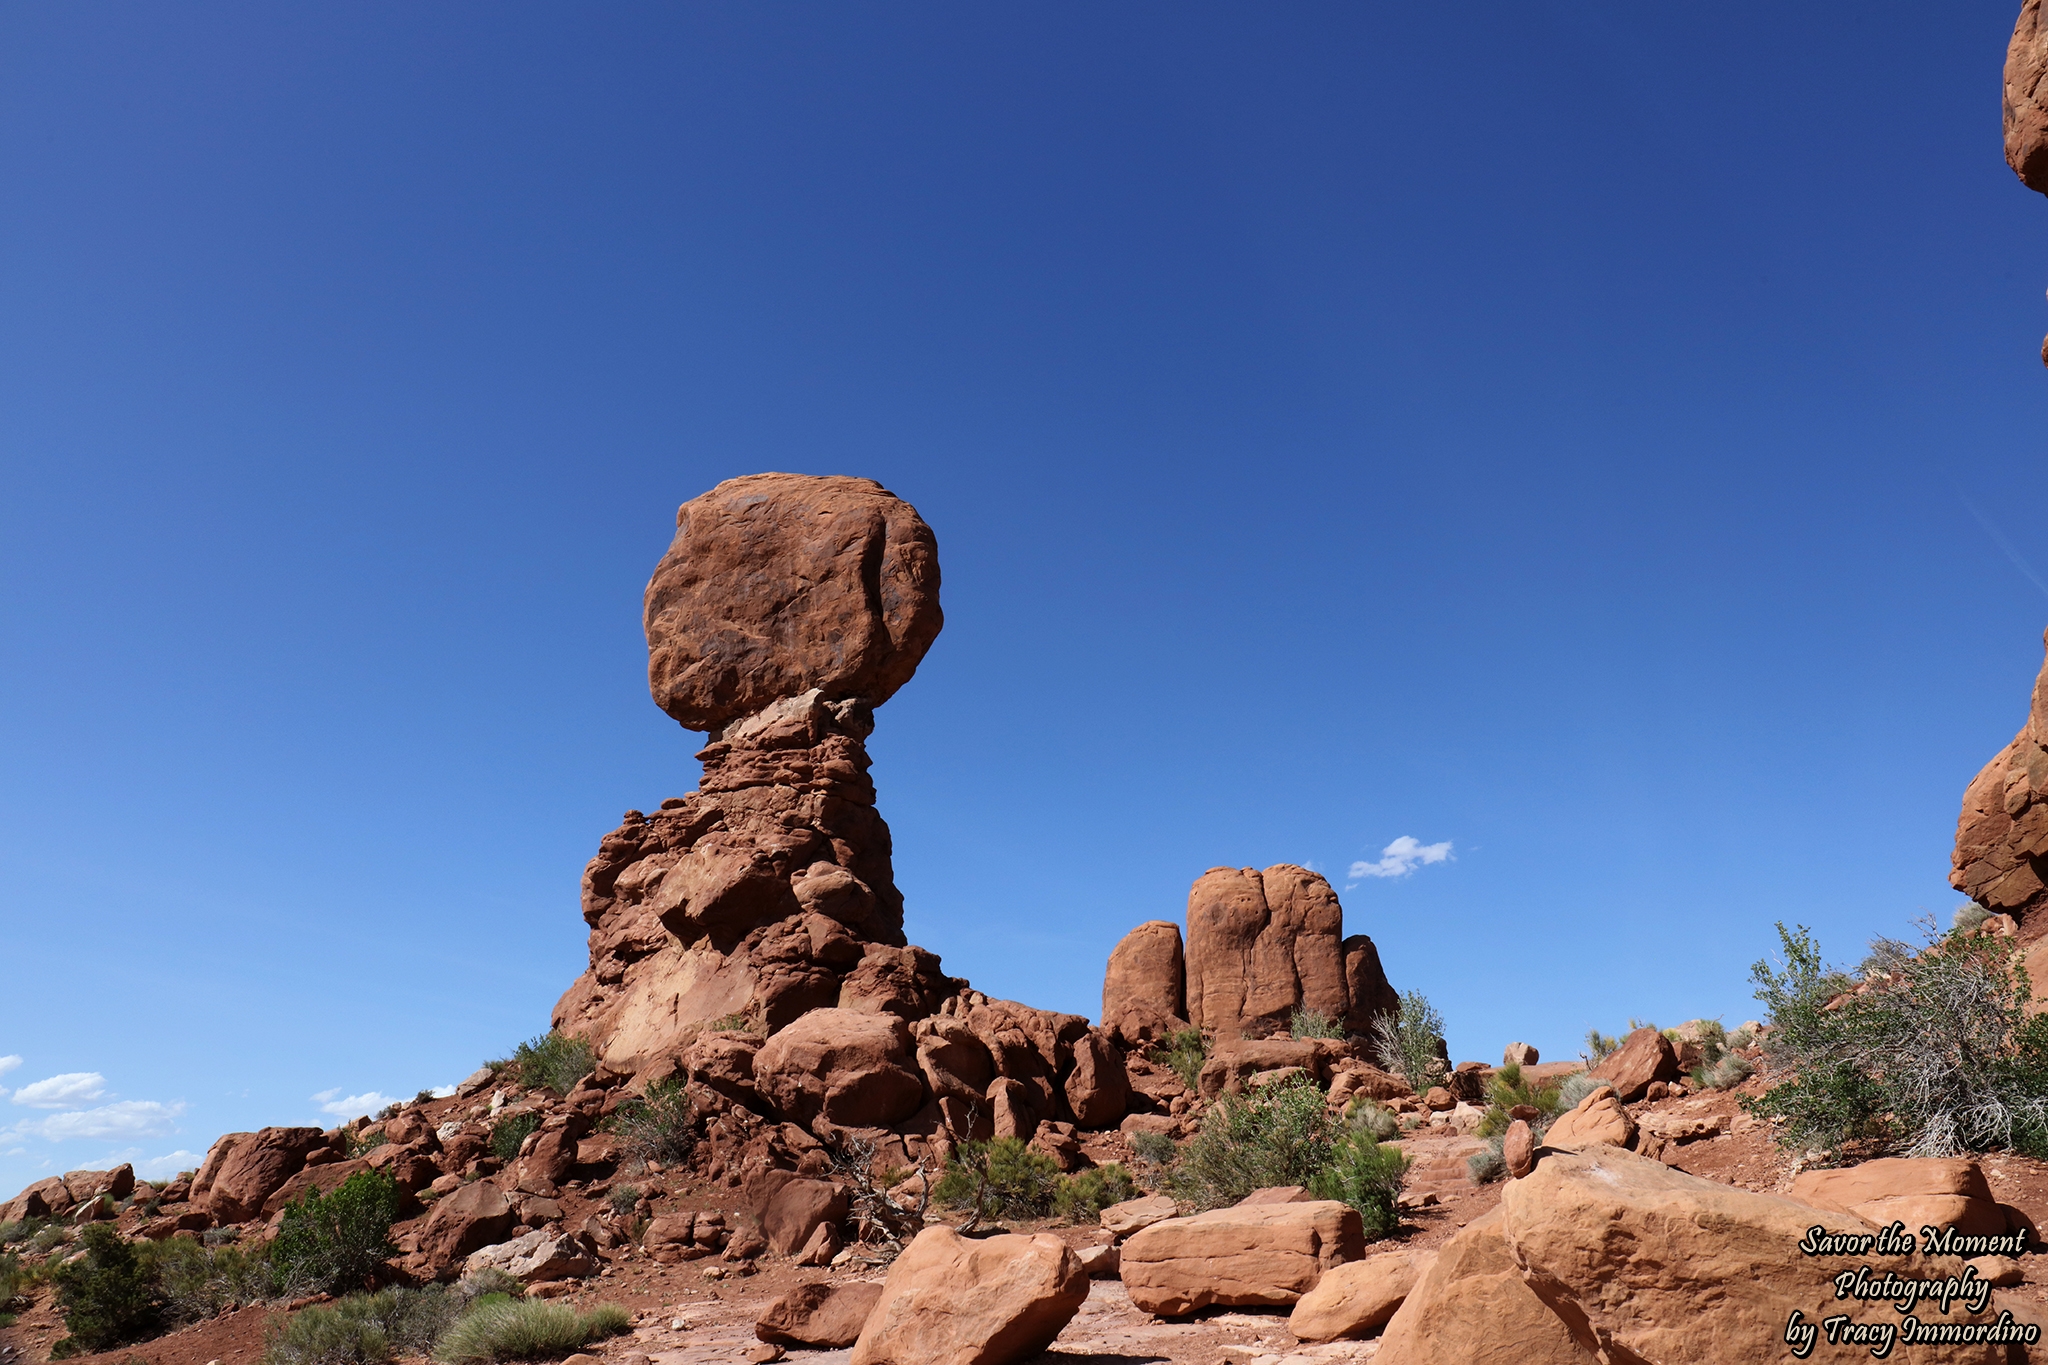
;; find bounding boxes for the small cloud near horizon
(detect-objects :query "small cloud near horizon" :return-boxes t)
[1347,836,1453,886]
[313,1088,399,1120]
[135,1149,203,1179]
[11,1072,109,1109]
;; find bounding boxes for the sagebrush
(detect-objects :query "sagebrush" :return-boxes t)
[1170,1076,1335,1210]
[1370,991,1447,1096]
[506,1032,595,1096]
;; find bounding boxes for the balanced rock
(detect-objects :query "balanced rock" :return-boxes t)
[645,473,941,731]
[1184,865,1397,1041]
[757,1281,886,1349]
[2010,0,2048,195]
[1502,1119,1536,1178]
[1101,920,1187,1047]
[550,477,978,1083]
[1119,1200,1365,1315]
[851,1226,1087,1365]
[1502,1042,1537,1067]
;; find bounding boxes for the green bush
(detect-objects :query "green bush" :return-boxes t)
[1147,1027,1208,1091]
[605,1184,641,1214]
[1370,991,1447,1096]
[1473,1061,1565,1139]
[1170,1076,1335,1211]
[1746,919,2048,1160]
[50,1223,165,1355]
[271,1169,403,1299]
[1582,1029,1621,1065]
[435,1298,631,1363]
[148,1237,278,1321]
[508,1033,595,1096]
[0,1217,47,1247]
[609,1077,697,1166]
[932,1138,1062,1222]
[488,1112,542,1161]
[1050,1165,1139,1222]
[1289,1007,1344,1041]
[454,1269,524,1303]
[264,1288,462,1365]
[1311,1131,1410,1239]
[1342,1098,1401,1143]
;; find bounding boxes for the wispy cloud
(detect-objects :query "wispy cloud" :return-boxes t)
[1961,495,2048,601]
[0,1056,22,1083]
[313,1089,398,1120]
[1348,836,1453,884]
[9,1100,186,1141]
[12,1073,109,1109]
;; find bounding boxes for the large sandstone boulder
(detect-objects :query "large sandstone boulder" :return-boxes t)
[1119,1200,1365,1315]
[851,1226,1087,1365]
[1287,1248,1435,1342]
[1196,1038,1327,1099]
[750,1170,852,1256]
[62,1166,135,1207]
[1101,920,1187,1047]
[463,1230,598,1283]
[1377,1147,2005,1365]
[1062,1028,1129,1128]
[2010,0,2048,195]
[202,1127,329,1224]
[1789,1157,2007,1239]
[757,1281,886,1349]
[1952,628,2048,924]
[1374,1209,1600,1364]
[1541,1084,1635,1151]
[414,1180,516,1280]
[753,1008,925,1128]
[644,474,942,732]
[1587,1026,1677,1102]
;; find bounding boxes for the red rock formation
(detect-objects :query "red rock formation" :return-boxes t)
[1181,864,1396,1041]
[645,473,942,731]
[1101,920,1187,1046]
[2010,0,2048,195]
[1952,629,2048,928]
[554,475,956,1080]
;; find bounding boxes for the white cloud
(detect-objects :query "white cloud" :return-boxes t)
[0,1055,22,1081]
[12,1072,109,1109]
[1348,836,1454,883]
[10,1100,186,1141]
[429,1084,457,1099]
[135,1150,203,1180]
[314,1090,398,1121]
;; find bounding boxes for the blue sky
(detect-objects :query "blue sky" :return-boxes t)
[6,2,2048,1193]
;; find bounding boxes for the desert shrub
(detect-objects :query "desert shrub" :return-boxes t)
[435,1298,631,1363]
[932,1138,1061,1224]
[50,1223,165,1355]
[0,1250,30,1310]
[1312,1131,1410,1238]
[488,1112,542,1161]
[1171,1076,1334,1211]
[454,1269,524,1303]
[1697,1053,1755,1089]
[148,1237,278,1321]
[1051,1165,1139,1222]
[33,1223,72,1254]
[1582,1029,1621,1065]
[508,1033,595,1096]
[1747,919,2048,1160]
[1148,1027,1208,1091]
[1128,1130,1178,1167]
[264,1287,461,1365]
[1954,903,1993,935]
[271,1169,403,1299]
[1727,1022,1759,1051]
[1370,992,1447,1096]
[1342,1098,1401,1143]
[1555,1071,1604,1112]
[0,1217,47,1247]
[1468,1137,1507,1184]
[609,1077,697,1166]
[1474,1062,1564,1140]
[1289,1007,1344,1041]
[706,1012,758,1034]
[605,1184,641,1214]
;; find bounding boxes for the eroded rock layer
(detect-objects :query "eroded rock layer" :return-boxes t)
[1952,629,2048,929]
